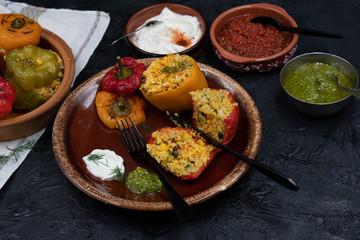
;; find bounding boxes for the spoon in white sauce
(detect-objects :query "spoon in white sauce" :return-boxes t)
[109,20,162,46]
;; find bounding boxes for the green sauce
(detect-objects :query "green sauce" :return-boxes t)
[125,167,162,194]
[283,62,354,103]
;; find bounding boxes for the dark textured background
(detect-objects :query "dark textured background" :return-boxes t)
[1,0,360,239]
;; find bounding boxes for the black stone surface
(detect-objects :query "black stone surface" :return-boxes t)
[1,0,360,239]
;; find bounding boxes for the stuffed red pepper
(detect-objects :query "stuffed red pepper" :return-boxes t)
[0,76,16,119]
[146,127,217,180]
[190,88,239,146]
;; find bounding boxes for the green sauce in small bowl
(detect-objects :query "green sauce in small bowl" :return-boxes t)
[283,62,354,103]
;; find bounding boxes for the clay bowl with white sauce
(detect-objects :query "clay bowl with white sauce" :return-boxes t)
[124,3,206,59]
[0,29,75,141]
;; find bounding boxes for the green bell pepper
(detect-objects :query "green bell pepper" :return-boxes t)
[4,45,61,110]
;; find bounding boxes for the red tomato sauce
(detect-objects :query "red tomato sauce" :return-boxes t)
[217,15,293,58]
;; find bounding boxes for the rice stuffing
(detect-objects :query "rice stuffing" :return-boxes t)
[146,128,215,177]
[190,88,238,141]
[140,54,193,96]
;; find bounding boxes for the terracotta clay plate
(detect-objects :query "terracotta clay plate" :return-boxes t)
[52,59,262,211]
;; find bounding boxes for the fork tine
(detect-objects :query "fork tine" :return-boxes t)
[123,118,142,151]
[128,117,147,147]
[117,120,134,152]
[118,117,146,153]
[125,117,146,150]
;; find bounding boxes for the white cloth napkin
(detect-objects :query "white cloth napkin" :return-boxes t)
[0,1,110,189]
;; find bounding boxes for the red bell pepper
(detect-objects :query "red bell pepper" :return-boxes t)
[101,56,146,95]
[182,91,239,180]
[0,76,16,119]
[147,127,218,180]
[191,89,239,146]
[219,90,239,146]
[180,149,218,180]
[185,90,239,180]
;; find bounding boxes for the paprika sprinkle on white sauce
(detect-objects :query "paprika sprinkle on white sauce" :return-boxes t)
[170,28,192,48]
[131,7,202,54]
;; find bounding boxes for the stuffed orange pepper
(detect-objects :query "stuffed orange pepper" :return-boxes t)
[0,14,41,74]
[140,54,208,113]
[95,91,146,129]
[0,14,41,54]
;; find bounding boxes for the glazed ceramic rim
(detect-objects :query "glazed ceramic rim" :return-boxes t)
[53,59,262,211]
[210,3,299,64]
[125,3,206,57]
[280,52,359,106]
[0,28,75,127]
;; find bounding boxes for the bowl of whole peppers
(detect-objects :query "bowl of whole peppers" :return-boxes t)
[0,14,75,141]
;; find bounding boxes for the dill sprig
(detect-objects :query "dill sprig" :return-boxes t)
[0,139,39,163]
[112,166,125,182]
[160,57,192,75]
[87,154,109,167]
[140,121,152,132]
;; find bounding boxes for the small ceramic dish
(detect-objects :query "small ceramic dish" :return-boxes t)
[0,29,75,141]
[124,3,206,59]
[280,52,359,117]
[210,3,298,72]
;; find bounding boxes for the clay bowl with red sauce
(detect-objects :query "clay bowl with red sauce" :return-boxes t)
[0,29,75,141]
[210,3,298,72]
[123,3,206,59]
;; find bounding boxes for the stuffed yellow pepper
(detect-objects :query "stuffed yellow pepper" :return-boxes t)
[139,54,208,113]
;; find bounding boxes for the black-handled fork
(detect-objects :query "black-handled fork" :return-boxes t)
[117,117,197,224]
[166,111,300,191]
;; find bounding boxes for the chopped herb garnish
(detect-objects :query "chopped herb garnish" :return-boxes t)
[112,166,125,182]
[140,121,152,132]
[160,57,192,75]
[87,154,109,167]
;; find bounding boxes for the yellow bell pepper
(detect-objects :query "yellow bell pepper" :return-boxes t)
[140,54,208,113]
[95,91,146,129]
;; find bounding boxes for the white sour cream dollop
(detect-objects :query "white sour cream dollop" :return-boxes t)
[131,7,202,54]
[83,149,125,181]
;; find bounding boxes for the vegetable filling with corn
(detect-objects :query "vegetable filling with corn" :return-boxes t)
[190,88,239,145]
[147,127,216,180]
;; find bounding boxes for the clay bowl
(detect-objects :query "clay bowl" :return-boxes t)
[280,52,359,117]
[0,28,75,141]
[124,3,206,59]
[210,3,298,72]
